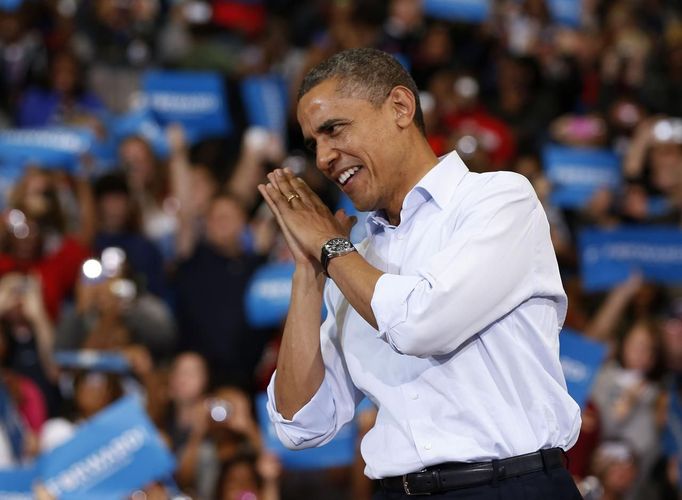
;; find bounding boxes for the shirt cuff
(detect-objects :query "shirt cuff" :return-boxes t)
[370,273,423,345]
[266,371,336,448]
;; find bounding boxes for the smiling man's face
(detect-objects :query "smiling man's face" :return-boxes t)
[297,78,411,216]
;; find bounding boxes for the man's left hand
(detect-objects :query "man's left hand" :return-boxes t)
[261,168,356,260]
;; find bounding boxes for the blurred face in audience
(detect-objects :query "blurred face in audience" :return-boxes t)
[51,52,79,95]
[189,166,218,216]
[6,217,42,262]
[169,352,208,405]
[16,169,60,223]
[389,0,422,30]
[74,372,121,418]
[221,461,260,500]
[602,458,637,496]
[622,322,658,374]
[98,192,132,233]
[0,11,24,44]
[119,137,157,192]
[593,442,638,497]
[205,196,247,255]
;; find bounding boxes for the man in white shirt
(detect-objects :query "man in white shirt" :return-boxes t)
[258,48,582,499]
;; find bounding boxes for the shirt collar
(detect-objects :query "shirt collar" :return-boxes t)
[365,150,469,234]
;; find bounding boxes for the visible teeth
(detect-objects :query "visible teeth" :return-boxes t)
[338,167,360,185]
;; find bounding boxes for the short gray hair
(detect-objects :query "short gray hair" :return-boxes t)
[298,48,425,135]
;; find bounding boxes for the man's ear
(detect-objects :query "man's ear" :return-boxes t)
[388,86,416,130]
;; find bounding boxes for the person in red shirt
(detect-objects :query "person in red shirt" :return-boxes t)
[433,71,517,170]
[0,167,94,321]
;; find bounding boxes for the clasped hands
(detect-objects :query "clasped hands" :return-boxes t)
[257,168,356,272]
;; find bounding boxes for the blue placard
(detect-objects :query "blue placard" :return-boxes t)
[53,350,131,374]
[0,127,95,172]
[0,160,26,208]
[241,75,288,138]
[648,196,672,217]
[423,0,491,23]
[559,329,608,409]
[256,393,357,469]
[0,382,25,462]
[110,109,170,159]
[0,0,22,11]
[548,0,581,27]
[39,396,175,499]
[244,262,295,328]
[580,226,682,291]
[141,71,232,143]
[392,53,411,72]
[543,145,621,209]
[0,465,37,498]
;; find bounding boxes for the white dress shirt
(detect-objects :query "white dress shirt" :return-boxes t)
[267,151,581,479]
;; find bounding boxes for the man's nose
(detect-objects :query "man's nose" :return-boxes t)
[316,142,338,172]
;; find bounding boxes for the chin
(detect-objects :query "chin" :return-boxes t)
[346,196,374,214]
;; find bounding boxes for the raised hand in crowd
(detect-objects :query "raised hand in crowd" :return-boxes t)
[207,386,262,460]
[0,273,57,382]
[0,273,25,317]
[228,127,285,211]
[586,272,644,343]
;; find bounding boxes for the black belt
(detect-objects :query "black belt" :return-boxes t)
[379,448,566,496]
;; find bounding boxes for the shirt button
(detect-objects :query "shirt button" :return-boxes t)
[410,393,419,400]
[424,442,432,450]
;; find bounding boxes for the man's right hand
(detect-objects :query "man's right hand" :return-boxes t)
[258,179,325,286]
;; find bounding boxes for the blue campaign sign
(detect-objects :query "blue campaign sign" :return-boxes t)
[0,382,26,462]
[256,393,357,470]
[0,0,22,11]
[392,53,411,72]
[559,329,608,409]
[547,0,581,27]
[0,127,95,172]
[543,145,621,209]
[241,75,288,137]
[110,109,170,159]
[141,71,232,143]
[245,262,295,328]
[423,0,491,23]
[648,196,673,217]
[580,226,682,291]
[39,396,175,499]
[54,350,131,374]
[0,465,37,499]
[0,160,26,208]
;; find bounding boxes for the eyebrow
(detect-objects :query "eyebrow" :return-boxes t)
[317,118,345,134]
[303,119,348,151]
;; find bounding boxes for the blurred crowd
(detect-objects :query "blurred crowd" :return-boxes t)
[0,0,681,499]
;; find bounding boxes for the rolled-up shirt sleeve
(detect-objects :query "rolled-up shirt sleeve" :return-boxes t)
[370,174,555,358]
[266,372,337,449]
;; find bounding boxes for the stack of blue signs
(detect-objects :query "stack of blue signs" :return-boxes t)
[0,396,175,498]
[580,226,682,291]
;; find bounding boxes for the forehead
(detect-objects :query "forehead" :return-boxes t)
[296,79,376,133]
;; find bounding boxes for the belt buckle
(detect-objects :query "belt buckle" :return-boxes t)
[402,473,431,496]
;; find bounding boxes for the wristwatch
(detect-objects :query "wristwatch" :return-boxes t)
[320,237,357,276]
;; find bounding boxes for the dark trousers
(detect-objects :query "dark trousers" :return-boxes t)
[373,466,582,499]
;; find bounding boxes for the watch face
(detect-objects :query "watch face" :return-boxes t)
[325,238,353,254]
